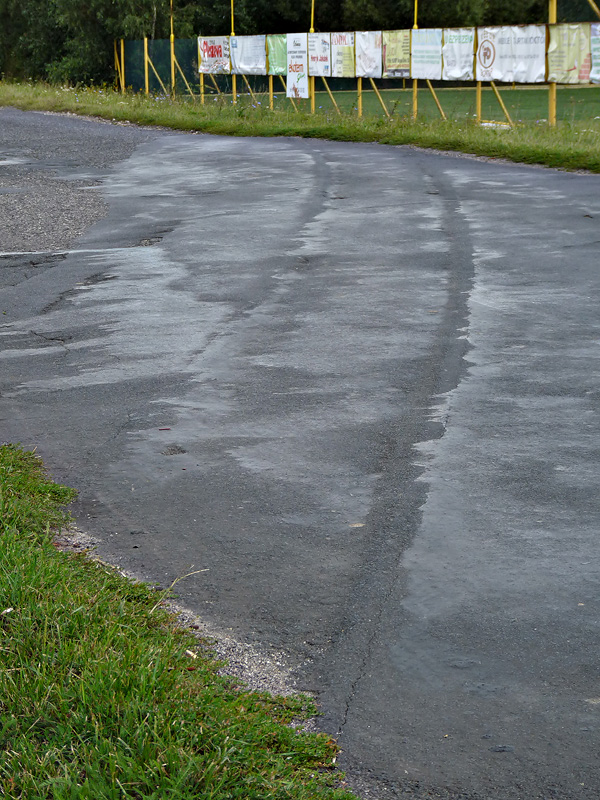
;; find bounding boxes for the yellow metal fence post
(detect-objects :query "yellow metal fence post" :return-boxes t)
[426,79,446,119]
[369,77,390,117]
[144,37,149,94]
[548,0,557,126]
[490,81,514,127]
[412,79,418,119]
[201,74,205,104]
[231,0,236,104]
[269,74,274,110]
[120,39,126,93]
[322,77,341,114]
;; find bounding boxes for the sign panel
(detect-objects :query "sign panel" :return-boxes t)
[267,34,287,75]
[308,32,331,77]
[382,30,411,78]
[198,36,230,74]
[548,24,591,83]
[331,32,355,77]
[287,33,309,98]
[476,26,546,83]
[442,28,475,80]
[411,28,443,80]
[230,35,267,75]
[355,31,383,78]
[592,23,600,83]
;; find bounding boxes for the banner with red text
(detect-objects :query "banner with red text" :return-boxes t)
[331,32,355,77]
[548,24,591,84]
[198,37,230,74]
[308,32,331,77]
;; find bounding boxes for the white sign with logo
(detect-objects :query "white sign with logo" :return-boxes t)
[476,26,546,83]
[287,33,309,98]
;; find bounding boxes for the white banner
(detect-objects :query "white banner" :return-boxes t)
[287,33,309,98]
[308,32,331,77]
[198,37,230,74]
[476,26,546,83]
[442,28,475,81]
[355,31,383,78]
[331,32,355,77]
[230,35,267,75]
[591,23,600,83]
[411,28,443,80]
[548,24,591,84]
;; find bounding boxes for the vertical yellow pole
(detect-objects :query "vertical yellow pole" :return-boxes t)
[476,81,482,123]
[198,38,204,104]
[144,37,149,95]
[548,0,557,127]
[120,39,126,93]
[309,5,315,113]
[357,76,363,116]
[269,74,274,110]
[412,79,418,119]
[411,9,418,120]
[170,0,175,96]
[231,0,236,104]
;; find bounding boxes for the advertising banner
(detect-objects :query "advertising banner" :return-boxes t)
[548,24,591,83]
[230,35,267,75]
[382,30,411,78]
[476,26,546,83]
[331,32,355,77]
[589,23,600,83]
[411,28,443,80]
[308,32,331,77]
[355,31,383,78]
[267,34,287,75]
[442,28,475,80]
[198,37,230,74]
[287,33,309,98]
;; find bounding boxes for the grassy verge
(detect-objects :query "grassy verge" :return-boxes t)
[1,80,600,172]
[0,443,356,799]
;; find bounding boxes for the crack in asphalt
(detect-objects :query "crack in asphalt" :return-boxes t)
[328,163,477,754]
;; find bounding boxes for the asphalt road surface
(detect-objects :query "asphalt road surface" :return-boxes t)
[2,108,600,800]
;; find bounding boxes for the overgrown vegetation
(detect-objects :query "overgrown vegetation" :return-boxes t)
[0,443,356,799]
[0,0,593,84]
[1,81,599,173]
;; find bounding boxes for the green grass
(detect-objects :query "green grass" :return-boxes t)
[0,443,356,799]
[1,80,599,172]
